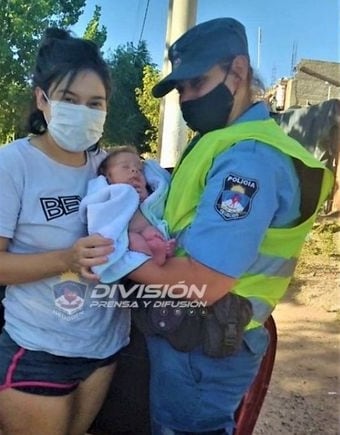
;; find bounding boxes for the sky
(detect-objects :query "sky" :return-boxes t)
[71,0,340,87]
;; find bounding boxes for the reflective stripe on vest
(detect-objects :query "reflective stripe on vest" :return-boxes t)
[247,253,298,277]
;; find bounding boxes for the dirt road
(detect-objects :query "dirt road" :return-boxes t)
[254,220,340,435]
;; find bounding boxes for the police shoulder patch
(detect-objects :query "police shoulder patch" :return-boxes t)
[215,173,258,220]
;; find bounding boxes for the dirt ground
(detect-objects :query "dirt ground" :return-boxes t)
[254,216,340,435]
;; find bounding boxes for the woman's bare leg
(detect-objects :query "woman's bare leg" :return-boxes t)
[0,387,73,435]
[0,362,115,435]
[68,362,116,435]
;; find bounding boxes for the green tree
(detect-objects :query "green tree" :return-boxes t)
[83,5,107,49]
[0,0,86,143]
[103,41,155,152]
[135,65,161,155]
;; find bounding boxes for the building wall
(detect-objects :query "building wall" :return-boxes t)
[285,59,340,108]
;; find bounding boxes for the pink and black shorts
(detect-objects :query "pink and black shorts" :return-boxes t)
[0,329,119,396]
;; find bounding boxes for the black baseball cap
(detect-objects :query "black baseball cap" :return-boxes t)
[152,17,249,98]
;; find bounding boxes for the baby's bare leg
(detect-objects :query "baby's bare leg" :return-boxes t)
[141,227,168,266]
[128,231,153,256]
[129,210,171,265]
[129,210,151,233]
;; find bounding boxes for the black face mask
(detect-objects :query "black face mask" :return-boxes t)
[180,81,234,134]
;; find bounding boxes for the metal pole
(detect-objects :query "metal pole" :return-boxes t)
[158,0,197,169]
[257,27,261,69]
[156,0,173,160]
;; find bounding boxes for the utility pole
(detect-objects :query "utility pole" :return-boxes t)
[290,41,298,76]
[158,0,197,169]
[257,27,262,69]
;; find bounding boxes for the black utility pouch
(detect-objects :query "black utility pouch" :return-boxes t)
[202,293,253,358]
[165,307,204,352]
[133,300,204,352]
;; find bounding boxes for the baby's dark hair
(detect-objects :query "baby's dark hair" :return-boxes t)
[28,27,112,135]
[97,145,140,176]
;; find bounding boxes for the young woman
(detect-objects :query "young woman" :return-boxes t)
[0,28,129,435]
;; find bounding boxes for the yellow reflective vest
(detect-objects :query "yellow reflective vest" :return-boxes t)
[164,118,334,330]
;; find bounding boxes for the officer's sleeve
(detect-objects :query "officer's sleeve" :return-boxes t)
[182,140,300,278]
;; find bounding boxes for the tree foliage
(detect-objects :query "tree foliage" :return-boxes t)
[83,5,107,49]
[135,65,161,155]
[0,3,160,153]
[103,41,156,153]
[0,0,86,143]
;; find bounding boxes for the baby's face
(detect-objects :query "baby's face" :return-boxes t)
[106,152,148,200]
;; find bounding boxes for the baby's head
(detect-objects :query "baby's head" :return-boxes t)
[98,145,148,200]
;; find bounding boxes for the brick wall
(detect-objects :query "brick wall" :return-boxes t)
[289,59,340,107]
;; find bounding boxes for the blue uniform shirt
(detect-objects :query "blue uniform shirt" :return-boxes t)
[182,102,301,278]
[147,102,300,433]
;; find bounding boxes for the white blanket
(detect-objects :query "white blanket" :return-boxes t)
[79,159,170,283]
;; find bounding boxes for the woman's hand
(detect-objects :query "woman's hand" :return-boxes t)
[0,234,113,285]
[68,233,114,282]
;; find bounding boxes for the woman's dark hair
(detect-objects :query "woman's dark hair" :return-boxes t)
[28,27,112,136]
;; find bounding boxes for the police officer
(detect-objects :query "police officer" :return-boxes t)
[128,17,332,434]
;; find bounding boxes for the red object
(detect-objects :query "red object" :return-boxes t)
[234,315,277,435]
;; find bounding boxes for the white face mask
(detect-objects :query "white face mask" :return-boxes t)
[44,94,107,152]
